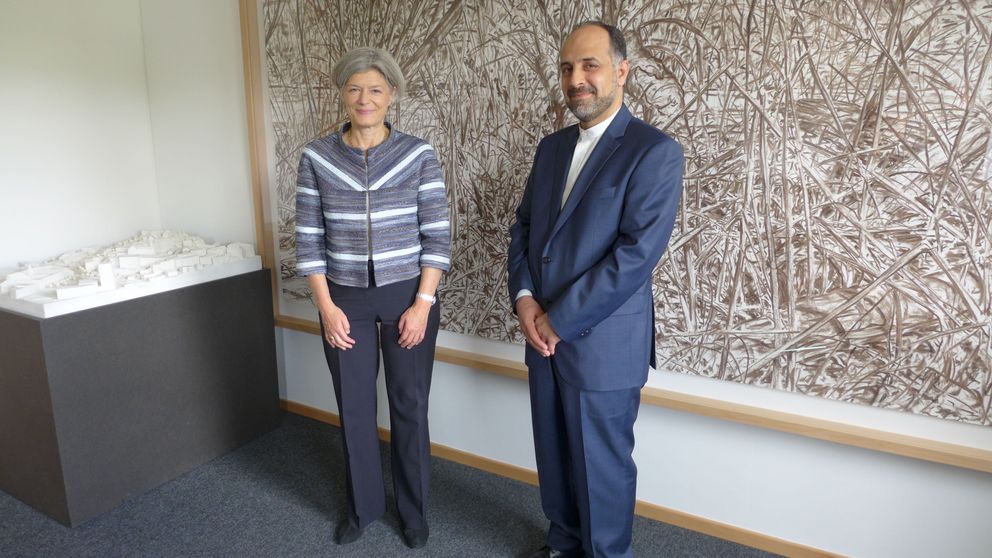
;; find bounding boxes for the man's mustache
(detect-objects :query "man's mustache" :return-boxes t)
[567,86,596,97]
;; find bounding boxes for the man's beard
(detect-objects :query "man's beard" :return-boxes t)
[566,84,617,122]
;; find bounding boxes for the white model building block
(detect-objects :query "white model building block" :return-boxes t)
[32,267,73,283]
[152,259,177,274]
[8,285,28,299]
[200,256,214,266]
[10,268,70,299]
[152,238,178,254]
[127,245,157,256]
[226,243,256,259]
[98,263,115,288]
[9,284,35,299]
[56,283,103,300]
[5,267,74,299]
[12,285,55,300]
[1,273,26,295]
[118,256,142,269]
[207,246,227,256]
[176,256,200,268]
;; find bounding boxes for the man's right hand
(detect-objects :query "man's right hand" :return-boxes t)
[516,296,551,357]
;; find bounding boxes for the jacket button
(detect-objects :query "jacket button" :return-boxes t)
[542,256,551,264]
[580,329,591,336]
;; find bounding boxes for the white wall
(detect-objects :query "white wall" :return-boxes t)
[279,326,992,558]
[633,403,992,558]
[139,0,255,244]
[0,0,162,269]
[0,0,254,272]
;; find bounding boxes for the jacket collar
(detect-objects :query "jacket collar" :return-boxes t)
[335,121,396,160]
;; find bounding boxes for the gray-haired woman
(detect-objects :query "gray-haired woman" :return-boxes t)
[294,47,451,549]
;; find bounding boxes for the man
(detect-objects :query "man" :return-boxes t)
[507,21,684,558]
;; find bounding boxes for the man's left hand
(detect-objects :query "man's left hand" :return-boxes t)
[535,314,561,355]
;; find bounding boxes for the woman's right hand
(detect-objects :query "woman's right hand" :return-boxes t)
[320,305,355,350]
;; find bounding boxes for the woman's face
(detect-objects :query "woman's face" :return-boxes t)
[342,69,395,130]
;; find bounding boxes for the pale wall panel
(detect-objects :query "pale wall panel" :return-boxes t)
[140,0,256,245]
[0,0,162,269]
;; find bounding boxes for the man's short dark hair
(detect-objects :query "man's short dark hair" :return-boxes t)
[574,20,627,63]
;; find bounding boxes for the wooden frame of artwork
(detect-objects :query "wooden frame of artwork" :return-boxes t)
[238,0,991,474]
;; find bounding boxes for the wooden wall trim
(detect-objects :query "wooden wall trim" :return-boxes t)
[239,0,278,317]
[281,400,841,558]
[641,389,992,475]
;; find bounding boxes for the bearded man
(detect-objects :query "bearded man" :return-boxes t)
[507,21,685,558]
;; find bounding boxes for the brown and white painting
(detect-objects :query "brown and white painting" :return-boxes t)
[264,0,992,425]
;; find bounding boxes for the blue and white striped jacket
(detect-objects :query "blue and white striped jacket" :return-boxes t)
[295,124,451,288]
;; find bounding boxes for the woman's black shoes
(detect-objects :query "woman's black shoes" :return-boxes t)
[336,519,428,548]
[335,521,364,545]
[402,526,429,549]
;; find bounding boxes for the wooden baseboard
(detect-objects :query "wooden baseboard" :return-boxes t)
[632,501,842,558]
[280,399,840,558]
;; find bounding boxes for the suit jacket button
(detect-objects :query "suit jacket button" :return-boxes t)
[581,329,591,336]
[542,256,551,264]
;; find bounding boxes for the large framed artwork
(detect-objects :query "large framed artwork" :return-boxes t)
[257,0,992,426]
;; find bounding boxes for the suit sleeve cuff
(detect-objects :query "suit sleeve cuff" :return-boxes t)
[546,306,581,343]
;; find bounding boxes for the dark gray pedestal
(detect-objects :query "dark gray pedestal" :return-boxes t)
[0,270,281,526]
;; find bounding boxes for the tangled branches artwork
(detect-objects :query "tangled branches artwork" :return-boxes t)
[265,0,992,425]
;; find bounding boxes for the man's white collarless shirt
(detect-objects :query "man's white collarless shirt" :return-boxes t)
[560,108,620,209]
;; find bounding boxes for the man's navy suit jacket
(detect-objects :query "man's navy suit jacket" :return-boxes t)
[508,104,684,391]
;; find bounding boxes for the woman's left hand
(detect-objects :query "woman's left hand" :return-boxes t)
[397,300,431,349]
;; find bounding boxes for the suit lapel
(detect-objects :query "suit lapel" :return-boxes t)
[548,128,578,226]
[550,105,631,240]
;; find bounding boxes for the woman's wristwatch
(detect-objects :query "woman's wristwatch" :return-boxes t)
[416,292,436,305]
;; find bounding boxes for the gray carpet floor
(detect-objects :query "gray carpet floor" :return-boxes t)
[0,413,779,557]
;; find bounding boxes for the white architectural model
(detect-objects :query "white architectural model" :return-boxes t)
[0,231,262,318]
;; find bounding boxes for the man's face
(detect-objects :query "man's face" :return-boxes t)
[559,25,628,126]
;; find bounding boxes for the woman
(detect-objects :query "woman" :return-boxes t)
[294,47,450,549]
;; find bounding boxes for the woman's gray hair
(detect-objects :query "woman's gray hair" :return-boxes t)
[332,47,406,96]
